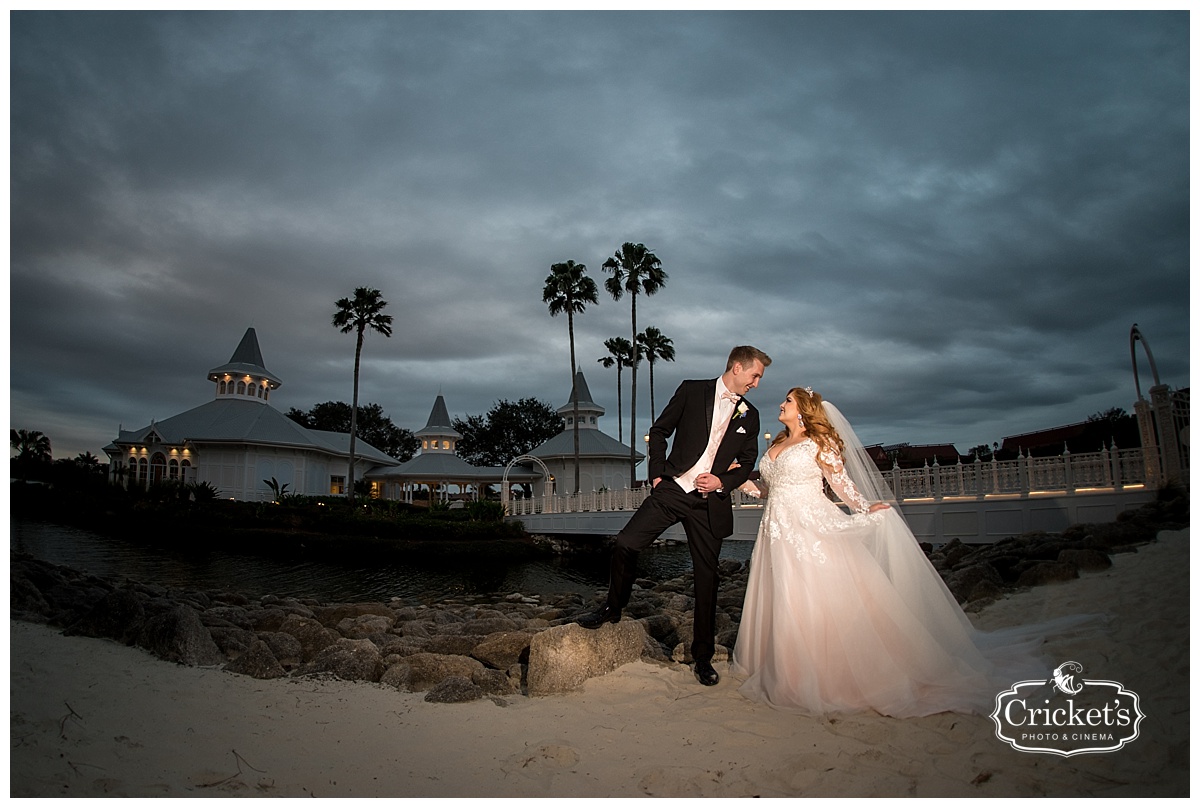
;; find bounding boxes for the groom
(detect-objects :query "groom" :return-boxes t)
[577,345,770,686]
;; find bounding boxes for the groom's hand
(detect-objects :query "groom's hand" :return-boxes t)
[695,472,722,494]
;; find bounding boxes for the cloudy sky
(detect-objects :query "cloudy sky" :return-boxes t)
[10,10,1190,463]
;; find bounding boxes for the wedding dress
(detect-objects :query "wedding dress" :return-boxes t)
[732,406,1078,718]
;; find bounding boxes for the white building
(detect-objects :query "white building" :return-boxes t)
[104,327,398,500]
[529,371,644,492]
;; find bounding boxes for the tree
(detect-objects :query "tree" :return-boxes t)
[452,398,564,467]
[603,242,666,481]
[969,444,995,462]
[332,288,393,499]
[286,401,418,461]
[597,336,635,443]
[11,428,52,481]
[543,259,599,494]
[637,326,675,423]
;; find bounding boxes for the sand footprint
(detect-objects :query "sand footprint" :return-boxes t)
[501,741,581,777]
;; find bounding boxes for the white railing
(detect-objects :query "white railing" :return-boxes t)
[505,446,1160,516]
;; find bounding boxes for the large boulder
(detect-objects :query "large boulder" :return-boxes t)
[224,640,287,679]
[135,604,226,666]
[276,614,339,662]
[298,638,385,682]
[336,614,396,639]
[63,588,147,644]
[383,652,486,693]
[470,631,533,670]
[424,676,484,704]
[526,620,649,696]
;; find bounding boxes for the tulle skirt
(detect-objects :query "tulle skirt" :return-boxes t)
[732,507,1071,717]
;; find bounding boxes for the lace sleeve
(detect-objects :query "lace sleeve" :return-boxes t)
[817,445,871,513]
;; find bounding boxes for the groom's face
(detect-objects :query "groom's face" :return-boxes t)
[728,359,766,396]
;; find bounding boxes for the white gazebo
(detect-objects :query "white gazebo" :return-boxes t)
[104,327,398,500]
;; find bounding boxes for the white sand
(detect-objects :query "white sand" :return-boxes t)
[9,529,1189,798]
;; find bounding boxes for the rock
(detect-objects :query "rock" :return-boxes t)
[257,631,303,668]
[336,614,396,639]
[672,643,730,664]
[1058,548,1113,572]
[391,653,486,692]
[380,662,413,690]
[135,604,226,666]
[471,631,533,669]
[63,588,147,644]
[471,667,515,696]
[298,638,384,682]
[424,634,485,656]
[945,562,1004,604]
[313,602,396,628]
[208,626,257,658]
[247,607,289,632]
[276,614,339,662]
[202,605,252,629]
[462,617,522,634]
[526,620,649,696]
[424,676,484,703]
[1016,561,1080,587]
[224,640,286,679]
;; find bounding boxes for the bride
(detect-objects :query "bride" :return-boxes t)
[732,386,1073,717]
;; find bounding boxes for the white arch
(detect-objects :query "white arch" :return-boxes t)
[502,455,551,513]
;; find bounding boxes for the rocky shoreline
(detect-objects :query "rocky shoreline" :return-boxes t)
[9,491,1186,705]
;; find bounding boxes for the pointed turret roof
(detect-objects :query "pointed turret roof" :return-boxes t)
[560,371,600,410]
[416,394,462,440]
[207,327,283,387]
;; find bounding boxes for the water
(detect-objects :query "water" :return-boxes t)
[10,521,754,605]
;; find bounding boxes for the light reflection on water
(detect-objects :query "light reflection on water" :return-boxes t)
[10,521,753,605]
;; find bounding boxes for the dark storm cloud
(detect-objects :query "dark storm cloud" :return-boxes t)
[10,10,1189,460]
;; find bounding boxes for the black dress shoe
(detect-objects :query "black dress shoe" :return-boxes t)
[694,660,720,686]
[576,604,621,629]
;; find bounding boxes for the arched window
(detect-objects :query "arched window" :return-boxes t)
[219,380,227,394]
[181,459,192,483]
[257,383,264,398]
[168,459,179,480]
[150,453,167,484]
[137,457,148,484]
[237,381,247,395]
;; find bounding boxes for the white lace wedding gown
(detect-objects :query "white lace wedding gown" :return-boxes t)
[732,439,1062,718]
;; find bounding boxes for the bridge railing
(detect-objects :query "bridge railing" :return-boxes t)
[505,446,1158,516]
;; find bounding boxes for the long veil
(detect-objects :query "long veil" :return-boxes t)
[821,401,898,508]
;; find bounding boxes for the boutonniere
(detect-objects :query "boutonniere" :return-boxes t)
[735,402,749,419]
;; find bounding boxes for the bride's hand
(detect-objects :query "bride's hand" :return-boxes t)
[868,503,891,513]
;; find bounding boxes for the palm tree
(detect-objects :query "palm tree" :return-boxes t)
[10,428,51,460]
[10,428,51,482]
[637,326,676,423]
[543,259,599,494]
[332,287,393,501]
[602,242,666,482]
[597,336,635,443]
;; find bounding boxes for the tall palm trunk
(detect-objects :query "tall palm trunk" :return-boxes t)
[568,311,580,494]
[629,296,638,484]
[348,328,363,500]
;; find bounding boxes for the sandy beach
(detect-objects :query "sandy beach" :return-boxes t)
[9,528,1189,798]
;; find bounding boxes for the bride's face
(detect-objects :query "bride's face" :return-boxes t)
[778,394,804,431]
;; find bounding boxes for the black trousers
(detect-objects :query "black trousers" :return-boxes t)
[605,480,724,664]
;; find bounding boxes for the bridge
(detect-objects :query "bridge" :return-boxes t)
[505,446,1162,544]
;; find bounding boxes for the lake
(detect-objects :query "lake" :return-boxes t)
[10,520,754,605]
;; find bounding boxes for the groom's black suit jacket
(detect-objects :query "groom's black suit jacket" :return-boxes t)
[647,378,761,539]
